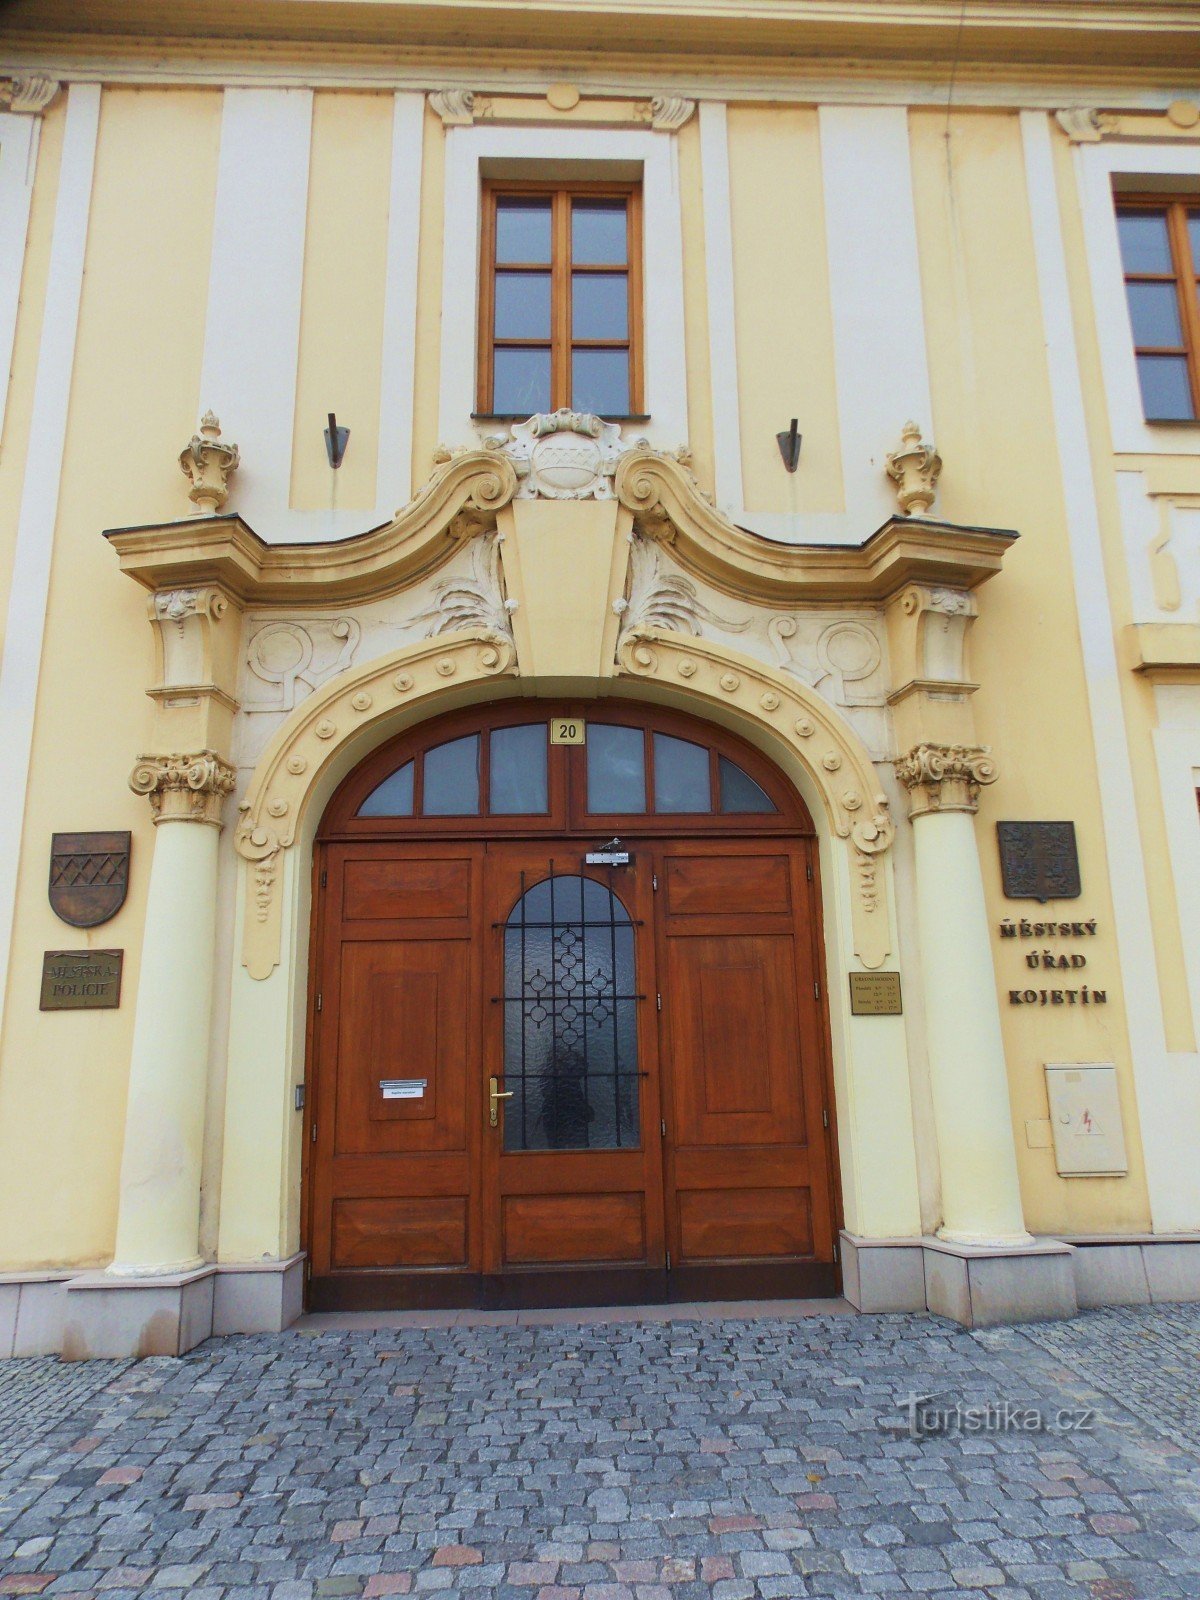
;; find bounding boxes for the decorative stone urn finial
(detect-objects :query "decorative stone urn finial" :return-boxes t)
[179,410,240,515]
[885,420,942,516]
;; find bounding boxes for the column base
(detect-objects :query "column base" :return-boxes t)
[62,1265,217,1359]
[841,1231,1078,1327]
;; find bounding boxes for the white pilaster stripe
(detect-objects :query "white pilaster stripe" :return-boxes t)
[0,84,100,1043]
[0,113,40,450]
[1020,109,1199,1231]
[375,92,425,516]
[698,101,743,517]
[198,89,312,535]
[819,106,932,534]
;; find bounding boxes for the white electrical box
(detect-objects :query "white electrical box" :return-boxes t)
[1044,1063,1127,1177]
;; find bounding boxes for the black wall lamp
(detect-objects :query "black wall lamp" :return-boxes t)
[325,411,349,469]
[776,418,802,473]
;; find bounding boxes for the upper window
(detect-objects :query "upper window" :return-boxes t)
[1116,198,1200,421]
[478,182,643,419]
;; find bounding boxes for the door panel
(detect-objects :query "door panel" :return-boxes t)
[656,840,833,1270]
[482,844,666,1277]
[309,844,483,1281]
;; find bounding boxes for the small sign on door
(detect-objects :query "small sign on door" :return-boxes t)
[550,717,586,745]
[380,1079,427,1100]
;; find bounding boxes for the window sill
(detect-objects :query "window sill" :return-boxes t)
[471,413,652,424]
[1144,417,1200,428]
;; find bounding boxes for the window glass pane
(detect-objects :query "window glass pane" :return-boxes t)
[719,756,777,814]
[1117,209,1172,275]
[573,348,629,415]
[493,347,551,415]
[1188,211,1200,272]
[653,733,711,814]
[357,760,414,817]
[495,198,551,264]
[422,734,480,815]
[495,272,551,340]
[572,274,628,340]
[587,724,645,813]
[1126,280,1184,347]
[490,724,549,815]
[572,200,627,264]
[1137,354,1195,420]
[503,874,638,1152]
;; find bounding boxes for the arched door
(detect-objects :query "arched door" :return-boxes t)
[306,703,838,1309]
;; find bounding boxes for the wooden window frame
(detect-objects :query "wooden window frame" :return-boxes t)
[477,179,644,419]
[1117,194,1200,421]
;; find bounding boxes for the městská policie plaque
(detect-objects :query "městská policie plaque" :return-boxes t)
[40,950,123,1011]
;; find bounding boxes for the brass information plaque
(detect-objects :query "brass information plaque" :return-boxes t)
[550,716,586,746]
[849,971,903,1016]
[40,950,123,1011]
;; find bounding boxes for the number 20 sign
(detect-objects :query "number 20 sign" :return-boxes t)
[550,718,586,746]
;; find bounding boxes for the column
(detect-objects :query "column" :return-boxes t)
[896,743,1031,1246]
[109,752,235,1273]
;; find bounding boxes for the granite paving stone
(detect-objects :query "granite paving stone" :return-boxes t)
[3,1307,1200,1595]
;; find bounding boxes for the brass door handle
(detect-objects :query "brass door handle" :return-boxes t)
[489,1075,514,1127]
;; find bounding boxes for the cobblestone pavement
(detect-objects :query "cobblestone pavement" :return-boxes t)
[3,1305,1200,1599]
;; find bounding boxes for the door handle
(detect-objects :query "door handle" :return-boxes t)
[489,1075,514,1128]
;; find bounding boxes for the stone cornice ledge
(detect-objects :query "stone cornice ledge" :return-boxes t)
[104,450,519,605]
[615,449,1017,604]
[1128,621,1200,678]
[106,442,1017,610]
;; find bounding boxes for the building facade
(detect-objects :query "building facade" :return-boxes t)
[2,0,1200,1357]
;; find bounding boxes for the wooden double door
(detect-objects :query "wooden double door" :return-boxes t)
[306,835,839,1309]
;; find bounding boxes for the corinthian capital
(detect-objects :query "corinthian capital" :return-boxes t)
[894,742,997,817]
[130,751,237,826]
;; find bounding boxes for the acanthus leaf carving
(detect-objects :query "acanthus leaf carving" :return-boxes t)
[413,531,515,643]
[893,742,998,817]
[616,531,748,650]
[1054,107,1119,143]
[429,88,491,125]
[129,750,237,827]
[0,75,60,114]
[636,95,696,131]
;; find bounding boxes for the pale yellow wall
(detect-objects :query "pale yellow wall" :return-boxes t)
[911,107,1151,1234]
[3,82,1194,1268]
[0,87,221,1268]
[290,90,393,513]
[0,103,65,629]
[1050,128,1197,1059]
[726,105,843,516]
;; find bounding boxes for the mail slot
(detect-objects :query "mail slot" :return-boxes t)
[380,1079,427,1100]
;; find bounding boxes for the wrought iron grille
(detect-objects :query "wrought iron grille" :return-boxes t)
[501,871,641,1151]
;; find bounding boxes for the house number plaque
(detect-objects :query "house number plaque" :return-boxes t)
[40,950,123,1011]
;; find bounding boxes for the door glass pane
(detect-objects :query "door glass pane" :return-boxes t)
[357,760,414,817]
[493,347,551,414]
[495,272,551,340]
[1137,353,1195,420]
[422,734,480,815]
[572,274,628,340]
[572,200,627,264]
[490,724,549,815]
[653,733,711,813]
[1117,209,1172,274]
[573,348,629,415]
[719,756,777,814]
[1189,210,1200,271]
[1126,280,1184,346]
[503,874,639,1151]
[587,724,645,813]
[496,198,551,263]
